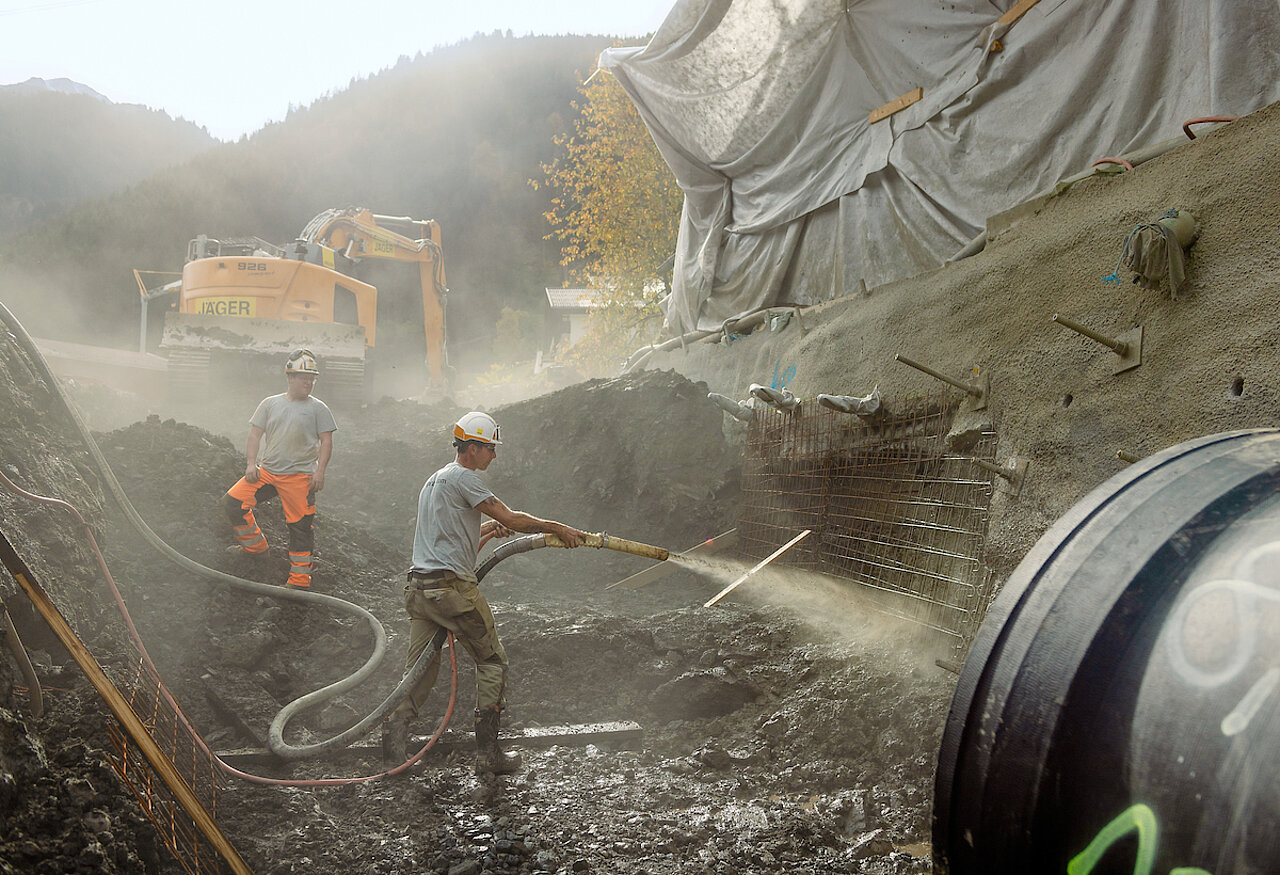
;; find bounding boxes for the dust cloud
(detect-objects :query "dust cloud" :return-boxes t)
[671,552,949,659]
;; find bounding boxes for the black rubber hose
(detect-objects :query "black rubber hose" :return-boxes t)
[475,534,549,581]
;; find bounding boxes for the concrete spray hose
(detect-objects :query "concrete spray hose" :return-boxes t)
[0,301,439,762]
[476,531,670,580]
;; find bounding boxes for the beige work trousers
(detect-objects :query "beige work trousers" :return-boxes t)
[391,572,509,720]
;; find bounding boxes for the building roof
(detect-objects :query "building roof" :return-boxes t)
[545,288,606,311]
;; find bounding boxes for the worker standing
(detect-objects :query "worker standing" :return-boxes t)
[382,411,587,774]
[223,349,337,589]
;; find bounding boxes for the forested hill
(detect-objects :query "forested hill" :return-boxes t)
[0,33,621,376]
[0,83,217,238]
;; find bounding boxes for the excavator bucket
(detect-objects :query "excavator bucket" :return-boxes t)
[160,313,368,407]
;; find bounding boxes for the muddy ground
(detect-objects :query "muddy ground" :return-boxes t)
[0,339,956,875]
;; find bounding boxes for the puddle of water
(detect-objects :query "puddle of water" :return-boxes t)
[897,841,931,858]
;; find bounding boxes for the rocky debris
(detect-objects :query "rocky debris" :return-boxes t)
[650,666,761,721]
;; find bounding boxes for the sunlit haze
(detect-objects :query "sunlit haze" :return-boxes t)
[0,0,673,141]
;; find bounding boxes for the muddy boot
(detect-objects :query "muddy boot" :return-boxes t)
[381,715,409,767]
[474,707,521,776]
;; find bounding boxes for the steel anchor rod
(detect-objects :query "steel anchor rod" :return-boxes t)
[970,458,1019,481]
[894,354,984,398]
[1052,313,1130,355]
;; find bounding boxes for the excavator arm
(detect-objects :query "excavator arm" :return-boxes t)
[300,208,449,387]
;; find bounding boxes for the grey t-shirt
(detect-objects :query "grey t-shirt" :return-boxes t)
[410,461,495,581]
[249,394,338,475]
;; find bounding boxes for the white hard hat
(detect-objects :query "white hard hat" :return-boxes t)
[453,411,501,445]
[285,349,320,375]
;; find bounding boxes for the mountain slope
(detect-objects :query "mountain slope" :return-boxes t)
[0,81,217,238]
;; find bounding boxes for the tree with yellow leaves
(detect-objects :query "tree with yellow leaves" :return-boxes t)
[534,65,682,376]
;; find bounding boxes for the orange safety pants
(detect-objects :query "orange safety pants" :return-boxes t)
[225,470,316,587]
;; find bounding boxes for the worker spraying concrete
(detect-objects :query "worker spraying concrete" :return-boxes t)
[381,411,592,775]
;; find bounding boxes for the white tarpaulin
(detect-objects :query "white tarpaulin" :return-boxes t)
[600,0,1280,334]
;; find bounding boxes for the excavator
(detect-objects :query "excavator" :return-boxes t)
[141,207,449,405]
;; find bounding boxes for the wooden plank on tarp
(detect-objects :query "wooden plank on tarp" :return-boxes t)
[869,87,923,124]
[606,529,738,591]
[997,0,1042,26]
[201,669,282,749]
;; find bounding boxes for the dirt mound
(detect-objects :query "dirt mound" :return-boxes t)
[323,370,741,583]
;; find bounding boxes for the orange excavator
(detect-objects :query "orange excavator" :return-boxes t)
[140,207,449,405]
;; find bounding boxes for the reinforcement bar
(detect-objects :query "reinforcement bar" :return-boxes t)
[0,528,252,875]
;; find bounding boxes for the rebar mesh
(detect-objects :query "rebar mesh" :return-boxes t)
[0,524,246,874]
[106,655,235,875]
[739,389,997,658]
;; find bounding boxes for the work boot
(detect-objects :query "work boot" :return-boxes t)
[381,715,409,767]
[474,707,521,776]
[224,544,267,558]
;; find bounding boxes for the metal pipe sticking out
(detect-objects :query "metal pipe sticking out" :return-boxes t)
[1052,314,1129,355]
[704,530,811,608]
[1051,314,1143,373]
[895,354,989,412]
[971,458,1018,482]
[1116,450,1142,464]
[894,355,983,398]
[970,456,1030,497]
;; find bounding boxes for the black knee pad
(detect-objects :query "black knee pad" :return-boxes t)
[287,514,315,553]
[223,493,248,526]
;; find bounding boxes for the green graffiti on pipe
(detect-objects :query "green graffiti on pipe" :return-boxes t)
[1067,804,1212,875]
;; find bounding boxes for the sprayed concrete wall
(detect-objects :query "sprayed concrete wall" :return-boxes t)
[636,100,1280,590]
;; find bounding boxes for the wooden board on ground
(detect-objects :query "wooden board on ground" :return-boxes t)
[201,669,283,749]
[213,720,644,769]
[606,529,738,591]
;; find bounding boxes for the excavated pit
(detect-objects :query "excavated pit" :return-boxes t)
[0,353,949,875]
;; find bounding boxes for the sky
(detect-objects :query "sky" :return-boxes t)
[0,0,674,141]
